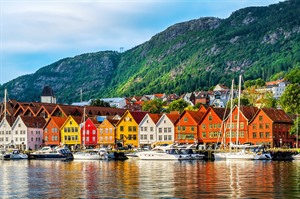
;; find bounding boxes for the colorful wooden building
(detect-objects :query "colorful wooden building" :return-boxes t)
[116,110,147,147]
[249,108,294,148]
[81,117,99,148]
[98,117,118,147]
[175,110,204,144]
[60,115,82,150]
[43,116,67,147]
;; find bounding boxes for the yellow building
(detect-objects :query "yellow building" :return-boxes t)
[60,115,82,148]
[116,110,147,148]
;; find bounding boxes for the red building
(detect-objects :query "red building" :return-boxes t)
[248,108,294,148]
[81,118,99,147]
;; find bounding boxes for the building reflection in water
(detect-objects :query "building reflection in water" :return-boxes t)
[1,159,300,198]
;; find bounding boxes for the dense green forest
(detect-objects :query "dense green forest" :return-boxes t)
[0,0,299,104]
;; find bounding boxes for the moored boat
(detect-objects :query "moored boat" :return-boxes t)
[292,153,300,160]
[29,146,73,160]
[3,149,28,160]
[73,149,103,160]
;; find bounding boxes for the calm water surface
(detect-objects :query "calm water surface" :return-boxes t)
[0,159,300,198]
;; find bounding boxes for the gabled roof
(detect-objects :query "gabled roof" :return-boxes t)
[261,108,293,123]
[44,116,67,129]
[20,116,46,128]
[130,111,148,124]
[82,106,126,117]
[185,110,204,123]
[147,113,161,124]
[239,106,259,121]
[165,113,180,124]
[51,104,81,117]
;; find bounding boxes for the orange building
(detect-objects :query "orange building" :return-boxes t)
[223,106,258,145]
[98,118,118,148]
[43,116,67,146]
[175,110,204,144]
[248,108,294,148]
[198,107,230,145]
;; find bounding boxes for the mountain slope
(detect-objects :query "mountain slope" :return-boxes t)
[1,0,300,104]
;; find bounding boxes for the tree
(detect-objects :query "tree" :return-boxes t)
[278,84,300,114]
[90,99,110,107]
[285,66,300,84]
[290,116,300,136]
[259,92,277,108]
[167,99,189,113]
[142,99,163,113]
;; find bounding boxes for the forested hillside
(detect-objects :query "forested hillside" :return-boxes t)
[0,0,299,104]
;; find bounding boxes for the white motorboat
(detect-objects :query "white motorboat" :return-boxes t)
[136,147,194,160]
[73,149,103,160]
[3,149,28,160]
[292,153,300,160]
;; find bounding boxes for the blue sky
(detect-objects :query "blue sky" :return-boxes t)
[0,0,282,84]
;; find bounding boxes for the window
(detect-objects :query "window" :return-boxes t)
[159,135,162,140]
[259,124,263,129]
[253,124,257,130]
[202,132,206,138]
[150,127,153,132]
[168,128,171,133]
[120,126,124,132]
[259,132,264,138]
[150,135,153,140]
[133,126,137,132]
[202,124,206,130]
[93,130,96,134]
[266,123,270,129]
[182,126,186,131]
[184,117,188,122]
[240,123,244,129]
[105,128,108,133]
[164,128,167,133]
[141,127,143,131]
[159,128,162,133]
[266,132,270,138]
[191,126,195,132]
[234,115,237,120]
[209,124,212,129]
[253,132,257,138]
[259,116,263,121]
[164,135,168,140]
[144,127,147,131]
[133,135,137,140]
[208,116,212,121]
[128,126,132,132]
[168,135,172,140]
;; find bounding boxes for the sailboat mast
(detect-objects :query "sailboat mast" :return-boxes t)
[237,75,242,145]
[229,79,234,148]
[3,89,7,149]
[83,106,86,149]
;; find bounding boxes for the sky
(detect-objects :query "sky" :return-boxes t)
[0,0,282,85]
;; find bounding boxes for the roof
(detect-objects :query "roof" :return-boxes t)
[166,113,180,124]
[130,111,148,124]
[261,108,293,123]
[50,116,67,128]
[185,110,204,123]
[211,107,231,120]
[148,113,161,124]
[239,106,259,121]
[41,86,55,97]
[20,116,46,128]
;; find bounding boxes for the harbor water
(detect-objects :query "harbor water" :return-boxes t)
[1,159,300,198]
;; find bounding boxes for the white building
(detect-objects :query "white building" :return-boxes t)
[0,116,13,148]
[11,116,46,150]
[155,113,180,145]
[139,113,160,147]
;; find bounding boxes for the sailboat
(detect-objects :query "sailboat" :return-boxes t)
[214,76,257,160]
[0,89,28,160]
